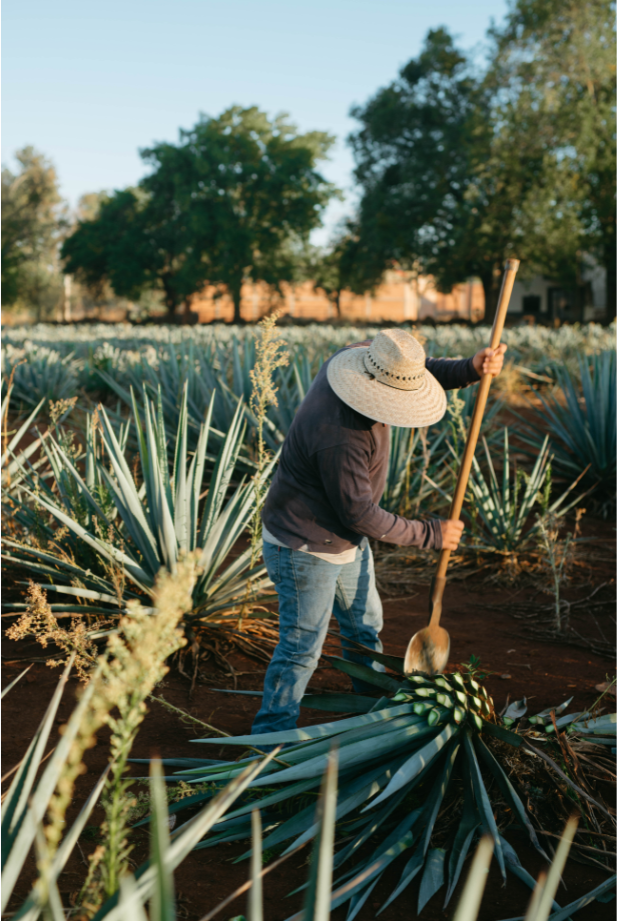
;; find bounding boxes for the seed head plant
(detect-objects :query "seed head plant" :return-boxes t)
[248,310,289,568]
[6,581,102,681]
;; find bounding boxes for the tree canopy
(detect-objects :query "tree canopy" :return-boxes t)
[62,107,337,321]
[2,147,66,317]
[347,4,616,322]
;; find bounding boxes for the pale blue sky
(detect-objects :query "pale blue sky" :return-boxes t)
[3,0,508,242]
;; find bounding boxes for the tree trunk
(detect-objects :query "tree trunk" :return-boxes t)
[334,290,342,318]
[479,267,498,326]
[231,280,243,324]
[604,245,616,325]
[162,278,179,320]
[181,297,194,324]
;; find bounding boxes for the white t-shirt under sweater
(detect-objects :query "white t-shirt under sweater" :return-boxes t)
[262,523,358,565]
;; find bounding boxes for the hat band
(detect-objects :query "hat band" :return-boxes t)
[363,351,425,392]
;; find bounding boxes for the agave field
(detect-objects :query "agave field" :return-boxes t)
[1,318,617,920]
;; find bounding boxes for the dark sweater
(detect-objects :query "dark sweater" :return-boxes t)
[262,346,479,554]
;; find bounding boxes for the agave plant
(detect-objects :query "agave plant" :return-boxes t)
[107,751,338,921]
[518,350,616,511]
[381,425,450,517]
[2,385,274,623]
[2,346,80,409]
[452,430,589,554]
[1,379,46,496]
[97,338,298,458]
[1,657,108,916]
[152,652,616,919]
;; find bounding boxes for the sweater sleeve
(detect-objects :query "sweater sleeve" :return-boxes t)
[315,442,443,549]
[425,356,480,391]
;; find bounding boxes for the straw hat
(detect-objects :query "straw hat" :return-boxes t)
[326,329,446,427]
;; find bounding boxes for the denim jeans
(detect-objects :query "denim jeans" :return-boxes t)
[251,538,385,734]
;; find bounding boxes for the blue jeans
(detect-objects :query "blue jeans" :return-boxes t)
[251,538,384,734]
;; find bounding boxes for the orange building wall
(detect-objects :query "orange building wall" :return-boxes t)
[190,271,485,324]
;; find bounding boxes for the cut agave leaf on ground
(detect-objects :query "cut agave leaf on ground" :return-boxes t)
[503,698,528,722]
[499,837,560,912]
[193,703,419,746]
[417,848,446,914]
[322,656,405,693]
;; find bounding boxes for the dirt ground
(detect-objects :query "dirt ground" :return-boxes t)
[2,522,616,921]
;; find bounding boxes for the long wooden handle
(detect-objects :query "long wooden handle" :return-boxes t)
[429,259,520,625]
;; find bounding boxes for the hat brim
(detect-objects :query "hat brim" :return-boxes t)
[326,347,447,427]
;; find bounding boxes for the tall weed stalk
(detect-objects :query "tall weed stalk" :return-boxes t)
[237,312,288,628]
[536,510,584,632]
[248,311,289,566]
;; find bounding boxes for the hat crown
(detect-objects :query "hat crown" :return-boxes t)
[364,329,427,392]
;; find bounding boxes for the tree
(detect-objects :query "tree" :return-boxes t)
[348,11,615,324]
[62,186,208,319]
[62,107,337,322]
[310,222,386,316]
[347,29,520,322]
[1,146,66,317]
[489,0,616,321]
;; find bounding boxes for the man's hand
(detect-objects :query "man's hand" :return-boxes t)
[472,343,507,378]
[440,519,464,551]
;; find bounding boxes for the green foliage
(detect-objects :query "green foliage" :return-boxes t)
[62,107,337,321]
[348,4,616,320]
[309,222,381,314]
[3,387,274,622]
[489,0,617,318]
[349,28,490,301]
[61,185,206,320]
[519,350,616,510]
[1,146,66,317]
[456,430,587,553]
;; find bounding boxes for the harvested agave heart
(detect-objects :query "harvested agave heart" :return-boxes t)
[392,670,495,732]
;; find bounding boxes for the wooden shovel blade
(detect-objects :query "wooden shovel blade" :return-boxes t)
[404,625,450,676]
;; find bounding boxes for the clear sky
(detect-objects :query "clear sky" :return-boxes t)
[2,0,508,243]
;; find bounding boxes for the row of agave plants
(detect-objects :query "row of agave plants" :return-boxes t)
[4,318,615,373]
[3,326,616,521]
[2,361,613,640]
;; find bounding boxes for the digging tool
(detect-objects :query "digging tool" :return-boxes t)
[404,259,520,675]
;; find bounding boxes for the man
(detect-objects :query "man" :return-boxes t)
[253,329,506,734]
